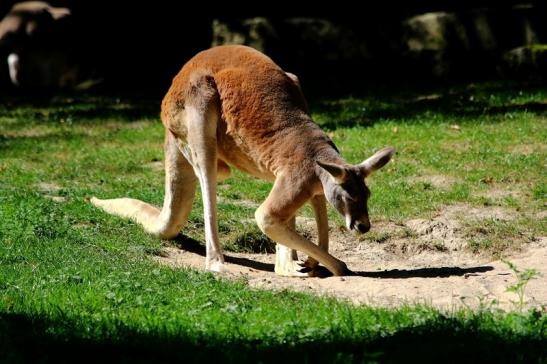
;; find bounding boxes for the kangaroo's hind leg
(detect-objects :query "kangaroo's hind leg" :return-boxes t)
[176,74,225,272]
[91,129,197,239]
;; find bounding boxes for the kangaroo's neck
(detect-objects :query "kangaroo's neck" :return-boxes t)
[310,138,348,194]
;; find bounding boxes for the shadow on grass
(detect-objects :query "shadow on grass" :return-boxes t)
[1,311,545,363]
[0,132,89,151]
[2,82,545,132]
[230,231,276,254]
[0,95,160,123]
[311,82,547,130]
[314,99,547,130]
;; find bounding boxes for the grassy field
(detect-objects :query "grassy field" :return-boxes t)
[1,81,546,362]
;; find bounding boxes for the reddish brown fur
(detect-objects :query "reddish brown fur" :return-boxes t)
[161,45,342,188]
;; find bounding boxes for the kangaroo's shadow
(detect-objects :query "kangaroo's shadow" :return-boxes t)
[167,234,495,278]
[352,266,494,279]
[170,234,275,272]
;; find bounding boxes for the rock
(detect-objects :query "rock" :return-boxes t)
[403,12,469,52]
[211,17,278,54]
[502,44,547,77]
[401,12,470,77]
[212,8,546,80]
[468,9,497,51]
[281,17,368,61]
[211,17,368,66]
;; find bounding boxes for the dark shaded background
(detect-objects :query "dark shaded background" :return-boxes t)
[0,0,545,97]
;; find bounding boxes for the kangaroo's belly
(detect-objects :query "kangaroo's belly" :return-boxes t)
[216,128,275,181]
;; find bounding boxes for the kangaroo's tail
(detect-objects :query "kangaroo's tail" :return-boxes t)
[90,197,173,237]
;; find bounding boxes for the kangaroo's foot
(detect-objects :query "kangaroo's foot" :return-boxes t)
[274,244,340,277]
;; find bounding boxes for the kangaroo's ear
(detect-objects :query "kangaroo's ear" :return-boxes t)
[317,160,348,184]
[358,147,395,177]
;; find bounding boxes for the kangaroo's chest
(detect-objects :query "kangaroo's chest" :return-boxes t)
[216,117,276,181]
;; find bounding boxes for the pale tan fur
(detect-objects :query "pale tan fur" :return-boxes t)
[91,45,394,276]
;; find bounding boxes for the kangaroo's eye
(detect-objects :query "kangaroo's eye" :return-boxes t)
[342,193,356,202]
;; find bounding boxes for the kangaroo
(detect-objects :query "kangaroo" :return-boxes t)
[91,45,394,276]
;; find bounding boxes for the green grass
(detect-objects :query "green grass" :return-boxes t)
[1,83,546,362]
[464,217,539,256]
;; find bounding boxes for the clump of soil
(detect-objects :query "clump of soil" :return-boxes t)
[407,175,456,189]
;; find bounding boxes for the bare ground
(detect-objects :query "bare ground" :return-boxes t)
[157,203,546,311]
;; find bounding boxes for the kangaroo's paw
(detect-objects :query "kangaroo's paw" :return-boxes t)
[299,256,319,270]
[206,256,225,273]
[275,259,339,278]
[275,258,311,277]
[298,257,349,277]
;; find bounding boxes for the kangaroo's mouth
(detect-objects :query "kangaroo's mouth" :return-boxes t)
[347,216,371,233]
[354,222,370,233]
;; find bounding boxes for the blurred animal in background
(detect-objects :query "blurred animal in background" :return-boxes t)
[0,1,97,90]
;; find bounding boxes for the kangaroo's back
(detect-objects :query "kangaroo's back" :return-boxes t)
[161,45,331,176]
[163,45,308,126]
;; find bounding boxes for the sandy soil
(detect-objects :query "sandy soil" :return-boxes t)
[156,204,546,311]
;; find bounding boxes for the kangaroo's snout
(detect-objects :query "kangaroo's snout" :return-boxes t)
[355,222,370,233]
[347,217,371,234]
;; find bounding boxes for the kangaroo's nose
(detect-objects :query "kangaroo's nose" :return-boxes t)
[356,222,370,233]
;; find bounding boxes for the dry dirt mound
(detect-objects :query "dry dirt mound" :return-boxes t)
[157,204,546,311]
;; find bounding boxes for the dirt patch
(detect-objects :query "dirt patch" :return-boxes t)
[44,195,67,203]
[156,204,546,311]
[145,160,164,171]
[441,141,471,153]
[510,143,547,156]
[36,182,67,202]
[218,197,259,209]
[476,184,525,201]
[479,188,520,200]
[81,120,154,136]
[444,203,515,221]
[1,126,51,138]
[37,182,62,192]
[407,175,456,189]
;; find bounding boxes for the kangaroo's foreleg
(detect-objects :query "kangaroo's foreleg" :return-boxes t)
[91,130,197,239]
[277,196,330,272]
[302,194,329,269]
[274,217,302,275]
[256,176,348,277]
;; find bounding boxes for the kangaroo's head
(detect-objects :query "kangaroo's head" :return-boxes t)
[318,147,394,234]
